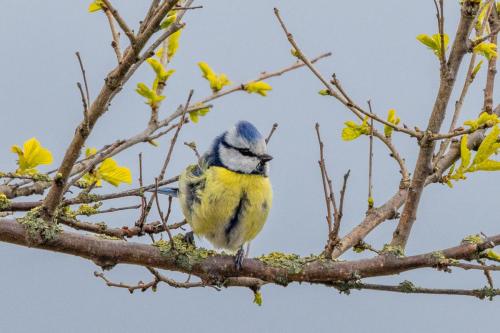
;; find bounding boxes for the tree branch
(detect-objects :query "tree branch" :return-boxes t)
[390,1,480,249]
[1,217,499,288]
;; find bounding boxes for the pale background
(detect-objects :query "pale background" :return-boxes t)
[1,1,499,332]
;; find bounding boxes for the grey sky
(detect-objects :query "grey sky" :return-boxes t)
[1,1,499,332]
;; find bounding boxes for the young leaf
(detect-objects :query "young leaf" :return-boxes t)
[473,42,498,60]
[472,126,500,166]
[384,108,400,138]
[451,134,471,180]
[471,60,483,78]
[11,137,53,174]
[135,82,165,106]
[416,33,449,57]
[197,62,231,92]
[88,0,104,13]
[341,117,371,141]
[146,58,175,82]
[167,29,182,61]
[464,112,499,131]
[160,13,177,29]
[98,158,132,187]
[244,81,272,96]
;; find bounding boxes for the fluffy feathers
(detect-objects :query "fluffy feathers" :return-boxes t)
[159,121,273,252]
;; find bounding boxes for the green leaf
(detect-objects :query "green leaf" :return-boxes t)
[160,13,177,29]
[416,34,437,49]
[473,159,500,171]
[472,126,500,166]
[473,42,498,60]
[384,108,400,138]
[471,60,483,78]
[253,291,263,306]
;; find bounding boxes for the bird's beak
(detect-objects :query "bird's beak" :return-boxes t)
[259,154,273,162]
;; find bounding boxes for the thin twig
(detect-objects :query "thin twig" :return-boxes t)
[137,90,193,229]
[154,178,175,247]
[75,52,90,105]
[315,123,335,233]
[80,204,141,216]
[101,0,136,45]
[94,271,157,293]
[146,267,206,289]
[274,7,420,139]
[338,169,350,223]
[103,5,123,62]
[265,123,279,144]
[367,101,374,210]
[172,5,203,11]
[483,7,498,114]
[183,141,201,161]
[330,281,500,299]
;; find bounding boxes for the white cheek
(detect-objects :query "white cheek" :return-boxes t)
[219,146,259,174]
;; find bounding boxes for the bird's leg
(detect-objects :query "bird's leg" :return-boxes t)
[234,246,245,270]
[183,231,195,246]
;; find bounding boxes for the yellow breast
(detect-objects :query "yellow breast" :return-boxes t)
[179,166,272,251]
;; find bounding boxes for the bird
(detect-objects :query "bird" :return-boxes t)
[157,120,273,269]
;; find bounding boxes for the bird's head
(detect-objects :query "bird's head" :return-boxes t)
[213,121,273,176]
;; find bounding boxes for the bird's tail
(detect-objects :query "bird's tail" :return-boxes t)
[151,187,179,197]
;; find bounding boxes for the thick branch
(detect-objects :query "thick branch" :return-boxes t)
[41,0,181,219]
[1,218,498,286]
[390,1,479,248]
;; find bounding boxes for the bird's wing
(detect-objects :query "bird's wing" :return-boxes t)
[180,164,207,213]
[155,187,179,197]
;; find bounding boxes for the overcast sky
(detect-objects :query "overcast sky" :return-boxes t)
[1,1,499,332]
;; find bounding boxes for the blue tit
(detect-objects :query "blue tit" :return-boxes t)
[158,120,273,269]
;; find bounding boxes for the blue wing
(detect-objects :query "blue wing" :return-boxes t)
[155,187,179,197]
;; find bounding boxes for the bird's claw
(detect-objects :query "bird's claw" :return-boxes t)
[183,231,195,246]
[234,247,245,270]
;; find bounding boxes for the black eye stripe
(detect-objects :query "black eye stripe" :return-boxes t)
[221,140,257,157]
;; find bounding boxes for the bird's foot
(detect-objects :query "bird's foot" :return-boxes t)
[183,231,195,246]
[234,247,245,270]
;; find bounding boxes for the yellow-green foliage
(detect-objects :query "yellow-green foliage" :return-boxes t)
[88,0,104,12]
[473,42,498,60]
[416,33,449,58]
[198,62,231,93]
[384,109,400,138]
[244,81,272,96]
[450,125,500,183]
[189,104,211,123]
[471,60,483,78]
[341,116,371,141]
[463,112,499,131]
[253,291,263,306]
[80,148,132,188]
[166,29,182,61]
[136,82,165,107]
[482,249,500,262]
[160,12,177,29]
[10,138,53,175]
